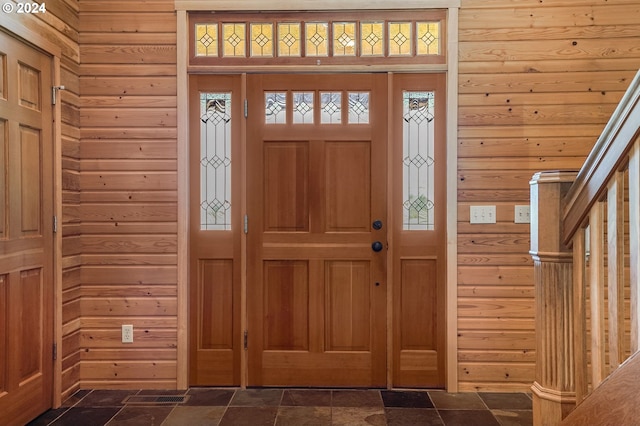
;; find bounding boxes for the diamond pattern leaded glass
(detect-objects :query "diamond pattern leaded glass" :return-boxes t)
[278,23,301,57]
[389,22,412,56]
[305,22,329,57]
[333,22,356,56]
[402,91,435,230]
[321,92,342,124]
[360,22,384,56]
[417,22,439,55]
[200,92,232,230]
[195,24,218,57]
[293,92,314,124]
[223,23,246,57]
[265,92,287,124]
[348,92,370,124]
[251,23,274,57]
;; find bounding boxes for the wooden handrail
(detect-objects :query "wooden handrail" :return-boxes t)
[563,69,640,245]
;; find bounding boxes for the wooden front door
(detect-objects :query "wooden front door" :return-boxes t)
[0,31,54,425]
[246,74,388,387]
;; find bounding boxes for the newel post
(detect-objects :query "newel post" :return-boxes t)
[530,171,578,426]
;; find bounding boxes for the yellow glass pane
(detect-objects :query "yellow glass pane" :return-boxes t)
[361,22,384,56]
[251,23,273,57]
[222,23,246,57]
[278,23,301,57]
[333,22,356,56]
[388,22,412,56]
[195,23,218,57]
[417,22,440,55]
[305,22,328,57]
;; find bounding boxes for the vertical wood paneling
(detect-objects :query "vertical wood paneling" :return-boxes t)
[78,0,177,388]
[458,0,639,391]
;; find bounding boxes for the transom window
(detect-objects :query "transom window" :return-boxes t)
[189,11,445,66]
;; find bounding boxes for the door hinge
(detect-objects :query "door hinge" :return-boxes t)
[244,99,248,118]
[53,343,57,361]
[52,85,65,105]
[244,214,248,234]
[53,215,58,233]
[243,330,248,350]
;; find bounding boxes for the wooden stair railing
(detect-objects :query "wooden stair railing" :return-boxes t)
[530,68,640,426]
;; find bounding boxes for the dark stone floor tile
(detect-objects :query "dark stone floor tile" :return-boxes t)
[219,406,278,426]
[27,408,68,426]
[275,406,331,425]
[439,409,500,426]
[381,390,434,408]
[281,389,332,406]
[61,389,92,407]
[479,393,532,410]
[162,406,226,426]
[106,406,173,425]
[429,392,487,410]
[49,407,122,426]
[332,390,383,407]
[184,388,235,406]
[230,388,283,406]
[492,409,533,426]
[385,408,444,426]
[332,407,386,426]
[76,390,139,407]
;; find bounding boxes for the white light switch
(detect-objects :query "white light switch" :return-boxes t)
[515,205,530,224]
[470,206,496,224]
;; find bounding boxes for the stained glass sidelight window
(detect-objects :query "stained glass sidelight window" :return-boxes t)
[200,93,232,230]
[402,91,435,230]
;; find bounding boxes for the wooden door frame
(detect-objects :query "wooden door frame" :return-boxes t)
[177,2,460,391]
[0,25,63,406]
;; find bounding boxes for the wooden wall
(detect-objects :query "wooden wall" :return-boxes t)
[77,0,178,389]
[457,0,640,391]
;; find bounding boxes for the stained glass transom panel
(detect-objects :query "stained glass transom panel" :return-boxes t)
[389,22,412,56]
[223,23,246,57]
[417,22,439,55]
[360,22,384,57]
[278,23,301,57]
[265,92,287,124]
[333,22,356,56]
[402,91,435,230]
[195,24,218,57]
[321,92,342,124]
[348,92,370,124]
[251,23,274,57]
[200,92,232,230]
[305,22,329,57]
[293,92,314,124]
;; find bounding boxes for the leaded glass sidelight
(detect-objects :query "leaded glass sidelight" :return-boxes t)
[321,92,342,124]
[200,93,232,230]
[403,91,435,230]
[195,24,218,57]
[348,92,370,124]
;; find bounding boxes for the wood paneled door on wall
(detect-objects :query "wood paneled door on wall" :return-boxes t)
[0,31,55,425]
[189,73,446,388]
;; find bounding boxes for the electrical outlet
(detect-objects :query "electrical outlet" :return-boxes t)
[122,324,134,343]
[515,205,530,224]
[470,205,496,224]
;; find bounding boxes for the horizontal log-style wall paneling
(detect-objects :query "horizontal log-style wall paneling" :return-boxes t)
[458,0,640,391]
[78,0,178,389]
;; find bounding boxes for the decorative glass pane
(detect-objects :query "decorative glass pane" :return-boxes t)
[251,23,274,57]
[333,22,356,56]
[360,22,384,56]
[278,23,301,57]
[265,92,286,124]
[200,93,232,230]
[223,23,246,57]
[417,22,439,55]
[195,23,218,57]
[321,92,341,124]
[348,92,369,124]
[305,22,329,57]
[402,91,435,230]
[389,22,412,56]
[293,92,314,124]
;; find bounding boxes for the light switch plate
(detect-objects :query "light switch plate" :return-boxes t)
[470,205,496,224]
[515,205,530,224]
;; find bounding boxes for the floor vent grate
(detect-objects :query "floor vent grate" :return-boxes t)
[122,395,190,405]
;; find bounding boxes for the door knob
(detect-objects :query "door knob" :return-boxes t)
[372,220,383,230]
[371,241,383,252]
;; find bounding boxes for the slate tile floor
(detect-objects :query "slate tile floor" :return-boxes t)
[28,388,532,426]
